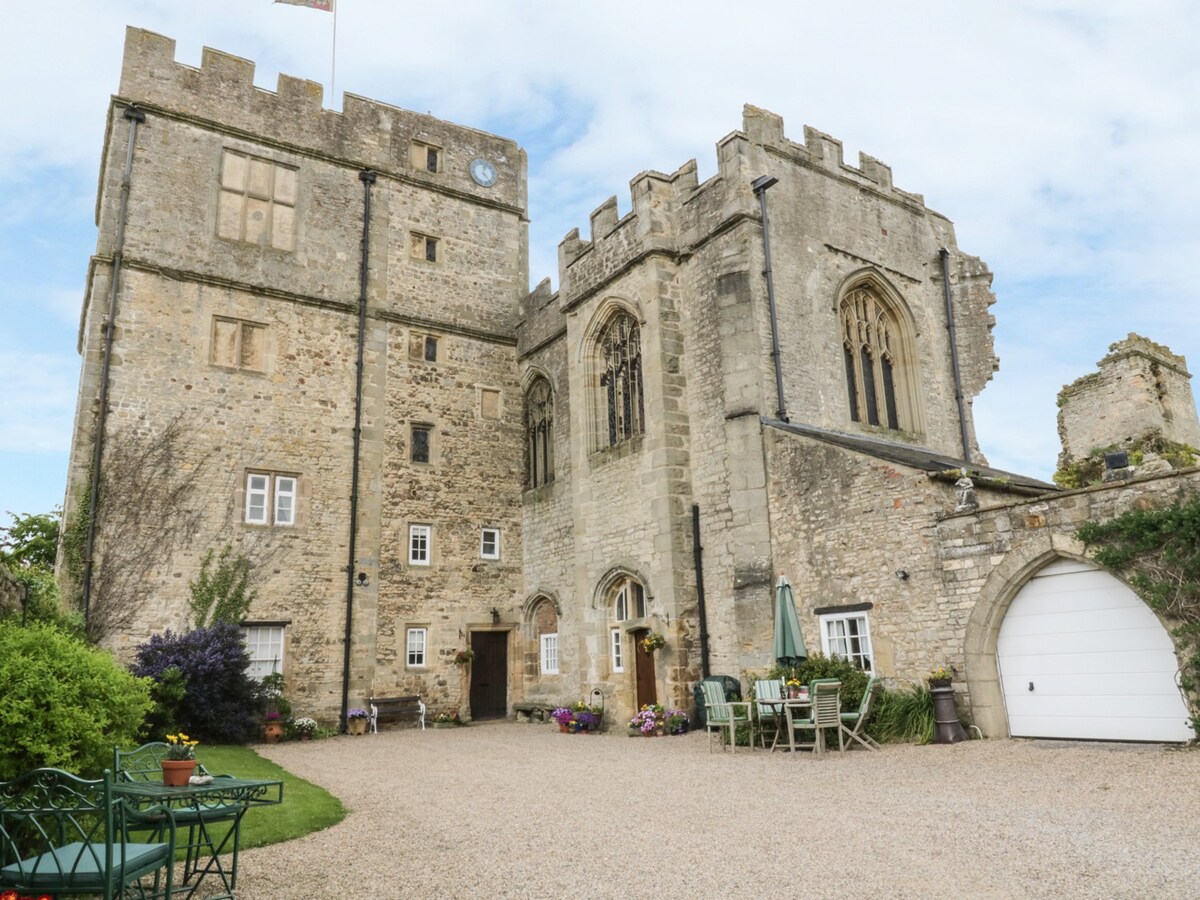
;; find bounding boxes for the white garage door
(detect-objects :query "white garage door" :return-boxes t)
[997,558,1192,742]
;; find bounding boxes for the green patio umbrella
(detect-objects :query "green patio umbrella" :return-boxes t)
[773,574,808,667]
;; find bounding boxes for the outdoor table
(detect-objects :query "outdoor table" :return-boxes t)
[758,696,812,751]
[113,775,283,900]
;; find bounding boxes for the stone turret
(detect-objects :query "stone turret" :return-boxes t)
[1057,333,1200,469]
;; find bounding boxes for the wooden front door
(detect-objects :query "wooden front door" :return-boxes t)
[632,628,657,709]
[470,631,508,719]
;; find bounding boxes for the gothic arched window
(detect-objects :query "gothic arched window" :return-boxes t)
[524,376,553,488]
[840,287,916,432]
[597,312,645,448]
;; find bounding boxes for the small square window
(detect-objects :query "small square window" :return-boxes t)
[411,142,441,174]
[480,528,500,560]
[411,426,431,464]
[409,333,439,363]
[211,317,267,372]
[540,633,559,675]
[480,388,501,420]
[244,472,298,527]
[406,627,427,666]
[409,524,431,566]
[410,232,439,263]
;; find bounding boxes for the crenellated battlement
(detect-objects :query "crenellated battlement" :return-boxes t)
[117,27,523,206]
[557,104,931,292]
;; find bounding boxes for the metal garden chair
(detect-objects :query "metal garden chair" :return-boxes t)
[0,767,175,900]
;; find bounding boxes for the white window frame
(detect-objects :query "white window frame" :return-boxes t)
[818,611,875,675]
[242,625,285,681]
[540,633,559,675]
[480,528,500,560]
[610,628,624,673]
[245,472,297,527]
[409,524,431,566]
[406,627,427,667]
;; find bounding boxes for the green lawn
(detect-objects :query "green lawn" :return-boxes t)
[196,744,346,851]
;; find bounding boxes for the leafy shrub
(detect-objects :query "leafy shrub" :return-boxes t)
[189,544,257,628]
[132,623,263,743]
[769,654,870,714]
[0,620,152,778]
[869,682,935,744]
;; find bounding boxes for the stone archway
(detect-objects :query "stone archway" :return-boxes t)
[963,531,1088,737]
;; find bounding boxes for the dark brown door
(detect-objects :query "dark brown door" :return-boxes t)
[470,631,508,719]
[633,628,657,708]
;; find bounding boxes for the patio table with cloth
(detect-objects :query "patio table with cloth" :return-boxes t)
[113,775,283,900]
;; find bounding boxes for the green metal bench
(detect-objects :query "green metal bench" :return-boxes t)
[0,767,175,900]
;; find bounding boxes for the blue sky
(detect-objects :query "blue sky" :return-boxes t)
[2,0,1198,528]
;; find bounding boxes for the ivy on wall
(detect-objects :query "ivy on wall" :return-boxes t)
[1078,495,1200,736]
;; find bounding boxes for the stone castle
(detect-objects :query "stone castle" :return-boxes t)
[64,28,1198,740]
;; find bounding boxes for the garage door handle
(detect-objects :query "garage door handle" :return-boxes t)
[1028,682,1035,692]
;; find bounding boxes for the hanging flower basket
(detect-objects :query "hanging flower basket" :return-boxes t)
[639,631,666,653]
[453,649,476,667]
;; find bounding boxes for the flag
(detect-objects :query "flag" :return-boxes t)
[275,0,333,10]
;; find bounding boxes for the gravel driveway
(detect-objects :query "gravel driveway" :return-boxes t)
[237,722,1199,898]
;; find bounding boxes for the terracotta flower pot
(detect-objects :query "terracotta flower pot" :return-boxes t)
[161,759,196,787]
[263,721,284,743]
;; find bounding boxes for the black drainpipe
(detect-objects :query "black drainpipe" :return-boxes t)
[691,504,710,678]
[752,175,788,423]
[939,247,971,463]
[340,169,376,732]
[81,104,145,625]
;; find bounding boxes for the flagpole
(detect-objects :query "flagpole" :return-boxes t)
[330,1,338,106]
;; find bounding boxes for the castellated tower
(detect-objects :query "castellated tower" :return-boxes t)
[519,104,1001,715]
[63,27,528,720]
[1056,333,1200,468]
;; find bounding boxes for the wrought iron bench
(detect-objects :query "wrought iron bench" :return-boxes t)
[368,695,426,731]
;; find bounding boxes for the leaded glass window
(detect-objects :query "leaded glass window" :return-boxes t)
[841,288,910,431]
[598,312,644,447]
[525,377,553,487]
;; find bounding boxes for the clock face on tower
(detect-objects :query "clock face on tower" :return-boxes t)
[469,157,497,187]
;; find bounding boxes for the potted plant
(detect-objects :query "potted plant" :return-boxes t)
[663,708,689,735]
[162,733,198,786]
[431,709,463,728]
[640,631,666,653]
[262,710,284,743]
[346,707,370,735]
[629,704,665,735]
[785,677,806,699]
[551,707,574,732]
[453,648,475,666]
[293,716,317,740]
[927,666,954,689]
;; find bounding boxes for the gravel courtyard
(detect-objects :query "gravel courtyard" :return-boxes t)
[238,722,1199,899]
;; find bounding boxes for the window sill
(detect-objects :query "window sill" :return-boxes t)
[589,435,644,467]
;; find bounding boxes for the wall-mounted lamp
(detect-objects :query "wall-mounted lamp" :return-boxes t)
[490,607,500,625]
[355,572,369,587]
[895,570,909,582]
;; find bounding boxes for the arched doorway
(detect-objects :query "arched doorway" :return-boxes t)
[997,558,1192,741]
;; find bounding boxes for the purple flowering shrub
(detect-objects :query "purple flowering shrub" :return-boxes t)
[132,623,263,743]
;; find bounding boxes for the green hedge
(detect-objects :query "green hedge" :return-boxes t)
[0,620,152,778]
